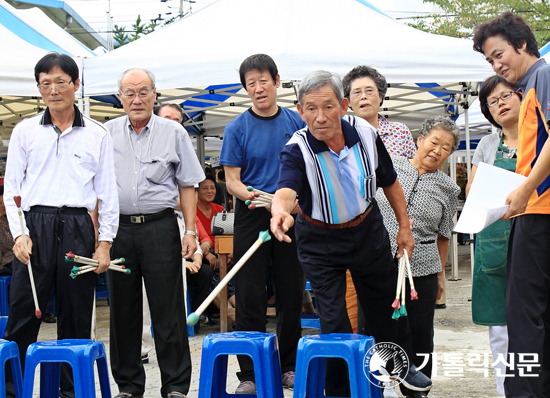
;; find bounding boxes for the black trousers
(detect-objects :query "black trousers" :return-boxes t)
[109,213,191,397]
[505,214,550,398]
[4,207,95,398]
[295,202,412,396]
[187,262,214,312]
[233,199,304,381]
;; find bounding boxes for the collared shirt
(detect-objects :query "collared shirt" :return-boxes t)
[278,115,396,224]
[516,58,550,215]
[105,114,204,215]
[220,107,305,193]
[4,105,119,241]
[377,155,459,277]
[377,114,417,158]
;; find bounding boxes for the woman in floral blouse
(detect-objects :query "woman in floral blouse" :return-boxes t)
[343,65,417,158]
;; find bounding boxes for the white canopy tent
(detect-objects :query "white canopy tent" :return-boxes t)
[83,0,492,93]
[82,0,494,178]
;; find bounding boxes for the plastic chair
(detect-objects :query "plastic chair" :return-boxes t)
[293,333,382,398]
[0,276,11,316]
[301,280,321,331]
[22,339,111,398]
[198,332,284,398]
[95,273,109,302]
[0,339,23,397]
[0,316,8,337]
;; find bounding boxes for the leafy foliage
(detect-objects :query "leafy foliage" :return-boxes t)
[113,15,160,48]
[408,0,550,47]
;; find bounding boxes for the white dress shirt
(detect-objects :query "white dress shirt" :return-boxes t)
[4,106,119,242]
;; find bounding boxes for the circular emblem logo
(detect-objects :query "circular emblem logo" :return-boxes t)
[363,342,409,389]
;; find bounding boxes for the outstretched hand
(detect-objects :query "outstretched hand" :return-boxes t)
[270,213,295,243]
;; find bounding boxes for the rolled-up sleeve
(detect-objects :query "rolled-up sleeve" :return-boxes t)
[174,127,205,187]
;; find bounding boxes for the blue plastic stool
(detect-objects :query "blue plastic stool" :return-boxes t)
[293,333,382,398]
[0,276,11,316]
[0,339,23,397]
[22,339,111,398]
[301,280,320,331]
[198,332,284,398]
[95,272,109,303]
[0,316,8,337]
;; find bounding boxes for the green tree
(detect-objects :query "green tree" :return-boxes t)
[113,15,159,48]
[408,0,550,48]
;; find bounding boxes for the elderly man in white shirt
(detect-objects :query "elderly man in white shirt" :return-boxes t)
[3,52,119,398]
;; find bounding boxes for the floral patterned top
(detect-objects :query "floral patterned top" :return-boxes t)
[377,115,416,158]
[0,215,14,266]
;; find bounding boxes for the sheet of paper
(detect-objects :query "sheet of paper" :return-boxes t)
[454,162,527,234]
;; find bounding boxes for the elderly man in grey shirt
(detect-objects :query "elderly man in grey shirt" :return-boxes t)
[104,68,204,398]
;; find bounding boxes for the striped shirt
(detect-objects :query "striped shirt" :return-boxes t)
[105,114,204,215]
[278,115,396,224]
[4,105,119,241]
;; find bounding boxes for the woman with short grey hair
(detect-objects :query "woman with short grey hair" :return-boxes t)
[376,116,461,398]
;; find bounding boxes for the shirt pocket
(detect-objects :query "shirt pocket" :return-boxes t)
[69,151,97,182]
[145,160,172,185]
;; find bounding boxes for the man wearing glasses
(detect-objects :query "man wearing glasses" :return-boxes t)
[104,68,204,398]
[3,52,119,398]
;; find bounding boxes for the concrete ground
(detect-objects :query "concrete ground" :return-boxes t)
[31,243,502,397]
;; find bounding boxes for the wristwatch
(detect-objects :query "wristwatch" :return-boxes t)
[184,230,197,237]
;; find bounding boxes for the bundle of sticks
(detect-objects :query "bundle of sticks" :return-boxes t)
[65,251,130,279]
[245,186,273,209]
[391,248,418,320]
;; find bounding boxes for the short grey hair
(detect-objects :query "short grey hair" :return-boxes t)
[298,71,344,107]
[418,116,460,153]
[117,68,156,90]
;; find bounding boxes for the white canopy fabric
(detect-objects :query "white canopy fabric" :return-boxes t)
[83,0,493,96]
[0,0,93,96]
[0,24,49,97]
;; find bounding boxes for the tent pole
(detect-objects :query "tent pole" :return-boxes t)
[85,96,91,117]
[197,134,206,171]
[450,153,459,281]
[464,101,475,280]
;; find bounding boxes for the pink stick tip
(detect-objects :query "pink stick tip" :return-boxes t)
[391,298,401,309]
[13,196,22,208]
[66,252,75,259]
[121,266,126,269]
[35,309,42,319]
[411,289,419,300]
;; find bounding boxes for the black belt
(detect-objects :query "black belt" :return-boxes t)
[29,205,88,215]
[120,208,174,224]
[419,240,436,245]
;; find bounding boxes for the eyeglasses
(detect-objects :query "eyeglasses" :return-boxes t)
[37,81,73,93]
[120,89,154,100]
[487,91,515,107]
[351,87,378,98]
